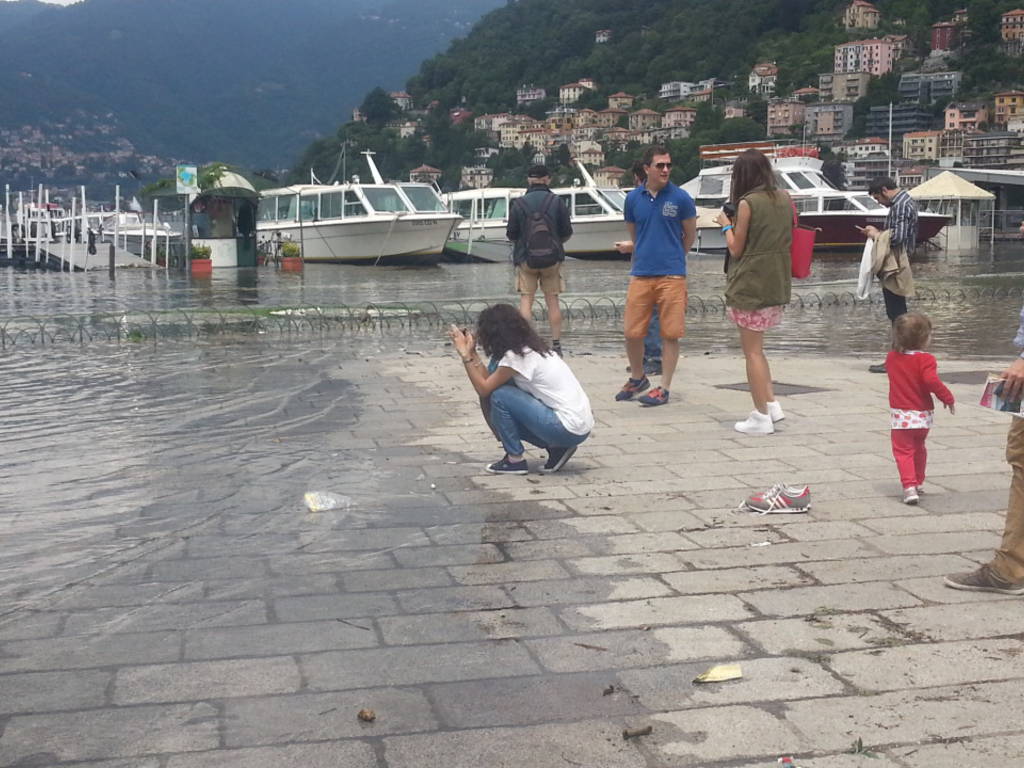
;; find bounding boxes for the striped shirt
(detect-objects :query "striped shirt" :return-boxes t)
[1015,302,1024,352]
[885,189,918,251]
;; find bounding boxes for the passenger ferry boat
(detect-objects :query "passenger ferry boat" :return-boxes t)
[257,152,461,266]
[443,162,629,262]
[683,147,948,250]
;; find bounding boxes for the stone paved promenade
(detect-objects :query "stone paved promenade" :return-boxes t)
[1,351,1022,767]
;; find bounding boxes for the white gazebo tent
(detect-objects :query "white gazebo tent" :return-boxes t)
[909,171,995,253]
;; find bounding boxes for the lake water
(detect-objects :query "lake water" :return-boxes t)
[3,244,1024,357]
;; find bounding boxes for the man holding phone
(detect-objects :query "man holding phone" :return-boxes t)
[616,145,697,406]
[858,177,918,374]
[945,305,1024,595]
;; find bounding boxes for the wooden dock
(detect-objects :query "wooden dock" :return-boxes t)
[0,242,155,271]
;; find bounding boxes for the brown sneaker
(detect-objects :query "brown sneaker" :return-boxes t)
[944,566,1024,595]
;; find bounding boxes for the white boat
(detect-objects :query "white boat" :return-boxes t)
[442,161,629,262]
[683,154,947,250]
[95,211,182,256]
[256,152,461,266]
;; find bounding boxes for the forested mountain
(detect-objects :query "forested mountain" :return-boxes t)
[0,0,501,181]
[0,0,46,33]
[295,0,1024,188]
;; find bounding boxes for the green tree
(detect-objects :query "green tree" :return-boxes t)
[360,87,400,126]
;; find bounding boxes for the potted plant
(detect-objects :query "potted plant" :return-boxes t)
[280,240,303,271]
[190,244,213,275]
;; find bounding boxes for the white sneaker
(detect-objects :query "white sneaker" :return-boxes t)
[767,401,785,422]
[903,486,919,505]
[734,410,774,436]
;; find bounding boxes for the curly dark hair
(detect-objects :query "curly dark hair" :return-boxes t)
[476,303,551,360]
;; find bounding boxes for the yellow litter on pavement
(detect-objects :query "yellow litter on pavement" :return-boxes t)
[693,664,743,684]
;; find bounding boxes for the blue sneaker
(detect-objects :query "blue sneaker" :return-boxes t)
[615,376,650,401]
[637,387,669,406]
[486,456,528,475]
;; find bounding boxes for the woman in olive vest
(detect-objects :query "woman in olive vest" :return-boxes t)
[716,149,792,436]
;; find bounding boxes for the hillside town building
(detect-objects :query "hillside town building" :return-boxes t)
[945,103,989,131]
[898,71,962,104]
[902,130,942,161]
[607,92,635,109]
[806,103,854,142]
[748,62,779,96]
[994,90,1024,126]
[834,38,899,76]
[516,85,546,105]
[767,99,807,137]
[818,71,871,102]
[843,0,881,30]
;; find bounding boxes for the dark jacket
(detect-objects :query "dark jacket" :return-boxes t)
[506,185,573,266]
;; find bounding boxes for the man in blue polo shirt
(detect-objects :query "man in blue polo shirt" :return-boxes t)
[616,145,697,406]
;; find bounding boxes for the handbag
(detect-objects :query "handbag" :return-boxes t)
[790,202,815,279]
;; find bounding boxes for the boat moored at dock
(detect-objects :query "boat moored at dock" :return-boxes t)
[257,152,461,266]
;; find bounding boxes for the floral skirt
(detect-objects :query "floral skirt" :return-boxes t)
[727,305,784,332]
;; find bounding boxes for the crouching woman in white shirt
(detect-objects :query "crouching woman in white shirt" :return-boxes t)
[449,303,593,475]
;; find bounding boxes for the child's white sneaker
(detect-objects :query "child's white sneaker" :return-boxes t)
[735,410,774,436]
[903,486,920,505]
[767,401,785,422]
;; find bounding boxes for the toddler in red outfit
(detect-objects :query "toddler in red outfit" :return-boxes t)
[886,313,955,504]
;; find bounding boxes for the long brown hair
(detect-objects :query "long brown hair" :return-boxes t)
[730,149,779,204]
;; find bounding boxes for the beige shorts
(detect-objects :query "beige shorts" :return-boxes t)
[517,263,564,295]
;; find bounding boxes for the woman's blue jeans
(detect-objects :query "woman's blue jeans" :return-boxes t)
[489,384,589,457]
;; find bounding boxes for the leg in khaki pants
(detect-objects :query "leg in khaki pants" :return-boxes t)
[992,416,1024,583]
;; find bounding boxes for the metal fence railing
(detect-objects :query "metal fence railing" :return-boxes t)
[2,286,1024,348]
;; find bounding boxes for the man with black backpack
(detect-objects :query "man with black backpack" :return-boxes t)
[507,165,573,356]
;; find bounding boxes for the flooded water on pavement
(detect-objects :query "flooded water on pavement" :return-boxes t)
[3,244,1024,607]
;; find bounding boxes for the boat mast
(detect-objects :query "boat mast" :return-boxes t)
[362,151,385,184]
[573,157,598,187]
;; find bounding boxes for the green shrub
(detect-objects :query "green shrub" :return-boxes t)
[280,241,301,259]
[190,245,212,260]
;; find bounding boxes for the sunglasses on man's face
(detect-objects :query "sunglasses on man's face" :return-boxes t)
[651,162,672,170]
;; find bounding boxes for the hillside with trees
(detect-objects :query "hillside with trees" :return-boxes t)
[295,0,1024,188]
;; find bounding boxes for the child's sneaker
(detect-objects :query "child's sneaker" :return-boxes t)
[903,486,919,505]
[741,483,811,514]
[637,387,669,406]
[615,376,650,401]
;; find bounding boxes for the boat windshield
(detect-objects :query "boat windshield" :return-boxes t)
[453,198,474,219]
[783,172,817,190]
[600,188,627,211]
[361,187,411,213]
[400,185,447,213]
[853,195,885,211]
[257,197,279,222]
[697,175,726,199]
[482,197,507,220]
[573,192,607,216]
[320,190,368,218]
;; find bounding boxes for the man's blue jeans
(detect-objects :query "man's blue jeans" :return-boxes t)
[489,385,589,457]
[644,306,661,362]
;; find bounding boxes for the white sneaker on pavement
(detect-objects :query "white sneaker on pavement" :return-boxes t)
[734,410,774,436]
[767,401,785,422]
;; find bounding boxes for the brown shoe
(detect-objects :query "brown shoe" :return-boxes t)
[944,566,1024,595]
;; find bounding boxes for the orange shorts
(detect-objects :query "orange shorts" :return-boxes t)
[624,276,687,340]
[517,263,564,295]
